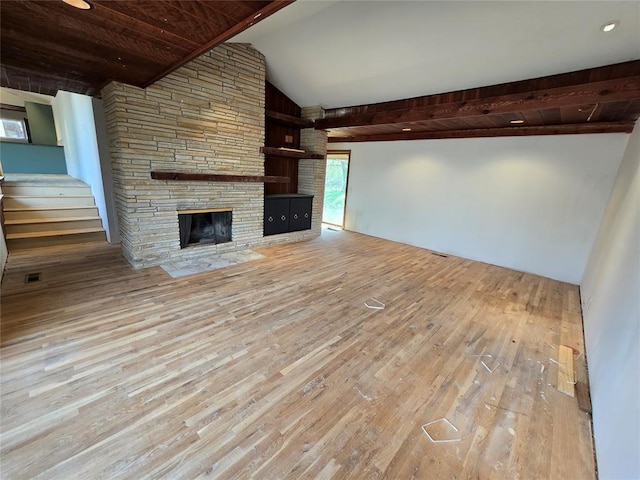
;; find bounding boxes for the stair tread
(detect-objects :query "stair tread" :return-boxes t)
[4,205,98,212]
[7,228,105,239]
[5,216,101,225]
[5,195,95,198]
[3,174,88,186]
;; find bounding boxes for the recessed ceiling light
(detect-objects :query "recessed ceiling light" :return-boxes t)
[510,120,525,125]
[62,0,93,9]
[402,128,412,132]
[601,21,619,32]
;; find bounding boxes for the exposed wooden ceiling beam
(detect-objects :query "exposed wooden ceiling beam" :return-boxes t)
[317,61,640,131]
[327,121,636,143]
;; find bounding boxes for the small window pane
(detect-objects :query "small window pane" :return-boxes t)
[0,118,28,141]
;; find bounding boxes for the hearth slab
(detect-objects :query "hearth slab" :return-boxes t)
[160,250,264,278]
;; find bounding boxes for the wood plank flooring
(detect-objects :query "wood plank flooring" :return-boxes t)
[0,230,595,479]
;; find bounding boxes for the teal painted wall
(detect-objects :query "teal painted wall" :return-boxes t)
[0,142,67,174]
[25,102,57,146]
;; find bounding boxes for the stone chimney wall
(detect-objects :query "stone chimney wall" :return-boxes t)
[102,43,325,269]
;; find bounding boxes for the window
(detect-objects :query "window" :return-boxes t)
[0,106,30,143]
[0,117,29,142]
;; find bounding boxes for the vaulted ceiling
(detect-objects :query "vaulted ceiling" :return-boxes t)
[232,0,640,141]
[0,0,292,97]
[1,0,639,141]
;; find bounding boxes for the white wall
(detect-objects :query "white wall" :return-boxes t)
[52,91,118,243]
[333,134,629,284]
[581,124,639,480]
[92,99,120,245]
[0,220,7,282]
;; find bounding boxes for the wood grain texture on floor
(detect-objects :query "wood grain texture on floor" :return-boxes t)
[0,231,594,479]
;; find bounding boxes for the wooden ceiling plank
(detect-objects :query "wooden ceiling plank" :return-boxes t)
[0,66,94,97]
[317,74,640,130]
[1,56,103,88]
[95,0,232,46]
[599,99,640,122]
[623,99,640,118]
[198,1,274,23]
[327,122,636,143]
[86,6,197,53]
[537,108,563,126]
[2,59,100,87]
[161,0,247,34]
[80,1,200,51]
[142,0,295,88]
[1,2,190,70]
[0,29,164,88]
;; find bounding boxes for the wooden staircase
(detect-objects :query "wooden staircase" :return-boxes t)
[2,174,106,250]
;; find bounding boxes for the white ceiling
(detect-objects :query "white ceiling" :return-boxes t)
[231,0,640,109]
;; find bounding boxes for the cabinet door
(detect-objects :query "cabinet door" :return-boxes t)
[264,198,290,235]
[289,197,312,232]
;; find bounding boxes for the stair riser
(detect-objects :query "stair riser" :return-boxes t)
[7,231,107,250]
[6,219,104,234]
[5,197,96,208]
[3,185,92,196]
[3,207,100,220]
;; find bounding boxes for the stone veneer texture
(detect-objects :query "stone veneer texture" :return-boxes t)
[299,106,328,238]
[102,43,325,268]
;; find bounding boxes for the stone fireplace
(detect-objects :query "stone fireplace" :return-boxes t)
[102,43,327,269]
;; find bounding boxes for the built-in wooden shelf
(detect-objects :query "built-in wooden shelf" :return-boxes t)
[260,146,324,160]
[266,109,314,129]
[151,171,289,183]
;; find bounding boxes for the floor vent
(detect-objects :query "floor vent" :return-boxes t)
[24,272,41,284]
[432,252,448,258]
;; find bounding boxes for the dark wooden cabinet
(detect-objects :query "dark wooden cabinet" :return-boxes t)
[264,194,313,236]
[289,197,313,232]
[263,83,318,236]
[264,196,290,236]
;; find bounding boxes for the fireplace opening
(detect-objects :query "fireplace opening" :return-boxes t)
[178,210,232,249]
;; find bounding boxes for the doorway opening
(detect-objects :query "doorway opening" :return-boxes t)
[322,150,350,228]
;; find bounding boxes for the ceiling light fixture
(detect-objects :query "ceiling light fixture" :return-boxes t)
[402,128,412,132]
[510,120,525,125]
[62,0,93,9]
[601,21,619,32]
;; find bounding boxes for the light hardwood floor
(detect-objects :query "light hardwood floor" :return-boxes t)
[1,230,595,479]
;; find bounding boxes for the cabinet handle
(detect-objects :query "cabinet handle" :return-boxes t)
[281,215,286,221]
[268,216,273,222]
[304,213,309,218]
[293,213,299,220]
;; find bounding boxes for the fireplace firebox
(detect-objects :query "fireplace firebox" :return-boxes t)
[178,209,232,249]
